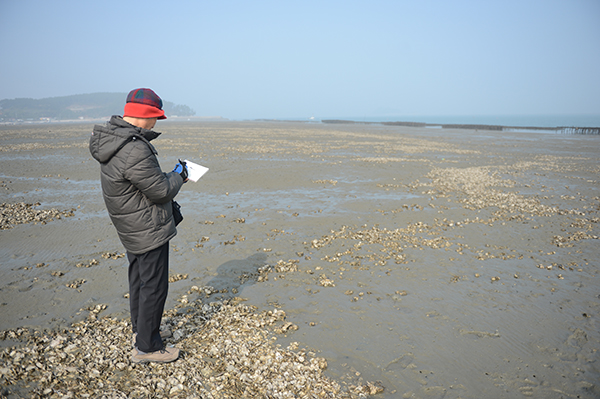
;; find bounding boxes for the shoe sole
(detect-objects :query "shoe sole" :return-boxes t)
[131,357,178,364]
[131,347,180,364]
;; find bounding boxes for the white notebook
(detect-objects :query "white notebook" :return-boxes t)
[184,159,209,182]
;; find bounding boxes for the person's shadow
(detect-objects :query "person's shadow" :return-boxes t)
[166,253,271,342]
[204,252,269,300]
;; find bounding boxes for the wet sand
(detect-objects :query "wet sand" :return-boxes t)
[0,121,599,398]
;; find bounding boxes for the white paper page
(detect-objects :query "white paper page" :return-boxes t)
[184,159,209,182]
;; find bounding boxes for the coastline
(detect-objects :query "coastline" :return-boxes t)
[3,113,600,134]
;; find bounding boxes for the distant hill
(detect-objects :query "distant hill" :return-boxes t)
[0,93,195,121]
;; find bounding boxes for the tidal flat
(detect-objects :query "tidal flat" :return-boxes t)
[0,121,599,398]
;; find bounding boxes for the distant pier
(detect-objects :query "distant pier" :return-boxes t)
[559,127,600,135]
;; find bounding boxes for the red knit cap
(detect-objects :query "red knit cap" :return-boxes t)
[123,88,167,120]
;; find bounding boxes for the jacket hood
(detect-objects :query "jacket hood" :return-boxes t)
[89,115,161,163]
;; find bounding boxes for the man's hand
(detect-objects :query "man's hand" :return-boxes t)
[173,160,188,181]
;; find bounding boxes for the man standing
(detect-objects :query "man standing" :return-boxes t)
[89,88,188,363]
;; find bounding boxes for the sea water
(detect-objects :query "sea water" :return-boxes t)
[309,114,600,128]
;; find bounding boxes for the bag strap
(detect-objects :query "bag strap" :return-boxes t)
[113,136,134,155]
[113,134,155,156]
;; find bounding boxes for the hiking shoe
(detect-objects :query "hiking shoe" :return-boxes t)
[132,328,173,347]
[131,347,180,364]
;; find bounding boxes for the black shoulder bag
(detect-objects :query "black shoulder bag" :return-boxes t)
[172,200,183,226]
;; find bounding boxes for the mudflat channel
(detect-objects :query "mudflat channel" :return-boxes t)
[0,121,599,398]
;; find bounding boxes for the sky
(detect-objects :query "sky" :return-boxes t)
[1,0,599,120]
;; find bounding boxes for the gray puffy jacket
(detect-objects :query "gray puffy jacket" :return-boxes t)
[89,116,184,254]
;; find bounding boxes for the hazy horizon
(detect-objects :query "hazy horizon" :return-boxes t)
[1,1,599,121]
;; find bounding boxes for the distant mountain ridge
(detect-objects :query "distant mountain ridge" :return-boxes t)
[0,93,195,121]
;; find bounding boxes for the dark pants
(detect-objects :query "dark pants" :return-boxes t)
[127,241,169,353]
